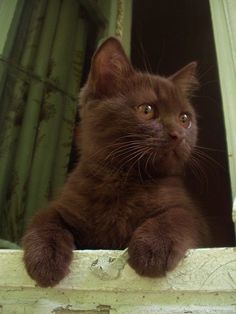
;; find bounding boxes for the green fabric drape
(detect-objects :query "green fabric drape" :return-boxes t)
[0,0,131,245]
[0,0,88,242]
[0,0,48,242]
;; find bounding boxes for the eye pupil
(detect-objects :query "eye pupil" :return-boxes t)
[144,105,152,114]
[179,113,191,128]
[181,114,188,122]
[137,104,155,120]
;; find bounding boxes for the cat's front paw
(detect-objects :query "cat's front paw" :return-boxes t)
[23,227,74,287]
[24,245,73,287]
[128,233,184,277]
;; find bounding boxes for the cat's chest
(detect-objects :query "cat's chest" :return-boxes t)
[78,177,186,249]
[87,186,164,247]
[89,198,142,249]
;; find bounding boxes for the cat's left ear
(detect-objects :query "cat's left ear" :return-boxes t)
[169,62,199,96]
[87,37,134,97]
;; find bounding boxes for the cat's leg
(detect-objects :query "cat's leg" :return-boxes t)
[128,207,208,277]
[22,209,75,287]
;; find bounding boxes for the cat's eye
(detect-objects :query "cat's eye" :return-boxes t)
[179,113,191,128]
[137,104,155,120]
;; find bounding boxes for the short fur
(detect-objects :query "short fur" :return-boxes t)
[23,38,210,287]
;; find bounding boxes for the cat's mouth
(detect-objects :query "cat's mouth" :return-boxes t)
[164,139,189,162]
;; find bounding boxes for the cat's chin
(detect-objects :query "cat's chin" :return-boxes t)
[157,151,186,176]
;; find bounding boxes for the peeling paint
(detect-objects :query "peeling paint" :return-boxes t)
[90,249,128,280]
[1,249,236,313]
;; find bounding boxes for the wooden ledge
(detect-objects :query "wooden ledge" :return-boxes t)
[0,248,236,313]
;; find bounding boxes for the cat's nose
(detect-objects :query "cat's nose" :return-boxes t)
[168,131,183,142]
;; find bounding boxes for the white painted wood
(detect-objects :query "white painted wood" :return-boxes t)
[210,0,236,202]
[210,0,236,240]
[0,249,236,313]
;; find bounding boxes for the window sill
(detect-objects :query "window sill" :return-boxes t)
[0,248,236,313]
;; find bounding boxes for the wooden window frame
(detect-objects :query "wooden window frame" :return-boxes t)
[0,249,236,313]
[210,0,236,236]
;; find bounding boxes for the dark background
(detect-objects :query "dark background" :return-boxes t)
[131,0,234,246]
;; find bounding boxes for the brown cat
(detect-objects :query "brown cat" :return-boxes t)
[22,37,210,287]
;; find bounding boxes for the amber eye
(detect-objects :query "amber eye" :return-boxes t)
[179,113,191,128]
[137,104,155,120]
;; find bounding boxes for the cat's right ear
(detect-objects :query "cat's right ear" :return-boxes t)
[169,62,199,97]
[87,37,134,97]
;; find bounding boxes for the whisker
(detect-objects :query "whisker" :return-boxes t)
[199,80,218,88]
[151,151,158,170]
[101,147,144,174]
[188,160,201,187]
[193,149,226,172]
[144,148,154,177]
[116,149,145,177]
[189,156,209,193]
[198,65,214,81]
[195,145,226,153]
[138,153,144,183]
[110,146,144,160]
[85,137,147,163]
[105,143,144,161]
[123,148,150,184]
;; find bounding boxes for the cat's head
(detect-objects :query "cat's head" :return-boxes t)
[79,37,198,177]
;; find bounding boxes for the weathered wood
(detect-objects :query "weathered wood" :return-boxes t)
[0,249,236,313]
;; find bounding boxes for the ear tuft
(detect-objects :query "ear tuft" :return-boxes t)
[169,62,199,96]
[88,37,133,96]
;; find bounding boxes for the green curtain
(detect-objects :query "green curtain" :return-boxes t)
[0,0,88,244]
[0,0,132,246]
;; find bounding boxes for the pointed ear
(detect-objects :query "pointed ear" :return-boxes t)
[87,37,134,96]
[169,62,199,96]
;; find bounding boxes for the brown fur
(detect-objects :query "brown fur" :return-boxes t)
[22,37,210,287]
